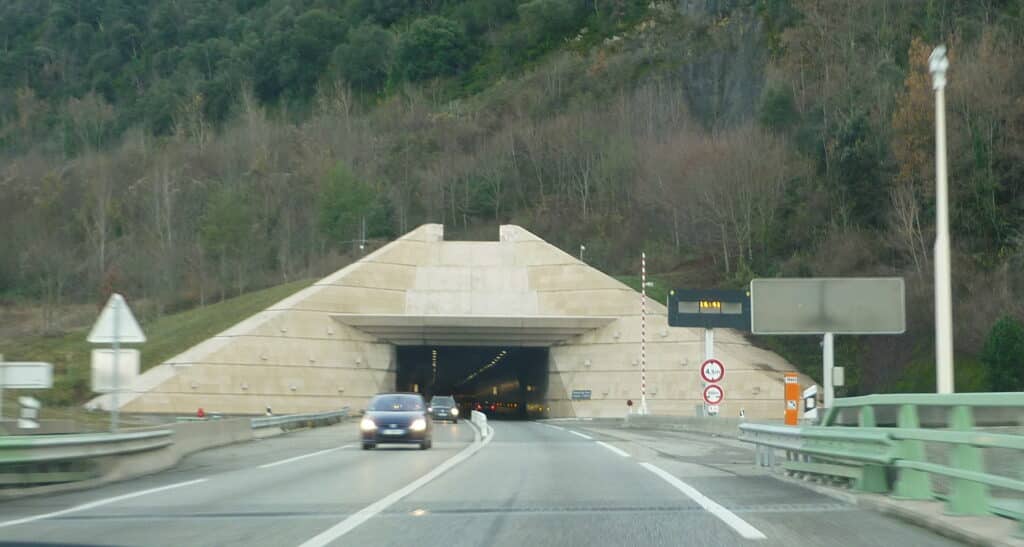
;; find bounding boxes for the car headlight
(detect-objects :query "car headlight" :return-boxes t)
[410,418,427,431]
[450,408,459,416]
[360,418,377,431]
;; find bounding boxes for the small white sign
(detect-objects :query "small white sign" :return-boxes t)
[88,294,146,344]
[706,404,720,416]
[833,366,845,387]
[91,349,141,392]
[0,362,53,389]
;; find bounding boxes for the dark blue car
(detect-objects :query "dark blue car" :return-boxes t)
[360,393,433,450]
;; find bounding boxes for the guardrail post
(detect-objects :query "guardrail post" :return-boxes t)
[893,404,933,500]
[852,406,889,493]
[946,405,989,516]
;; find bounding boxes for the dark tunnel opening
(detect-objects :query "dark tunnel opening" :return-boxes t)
[395,346,549,420]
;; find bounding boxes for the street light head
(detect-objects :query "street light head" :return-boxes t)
[929,45,948,90]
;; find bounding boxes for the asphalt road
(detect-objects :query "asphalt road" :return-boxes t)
[0,420,963,547]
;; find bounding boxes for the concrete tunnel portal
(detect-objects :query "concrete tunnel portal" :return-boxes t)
[102,224,808,419]
[395,346,549,419]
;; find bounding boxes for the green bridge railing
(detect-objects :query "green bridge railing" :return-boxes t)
[739,392,1024,532]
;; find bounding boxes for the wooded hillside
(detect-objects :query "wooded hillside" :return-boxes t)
[2,0,1023,394]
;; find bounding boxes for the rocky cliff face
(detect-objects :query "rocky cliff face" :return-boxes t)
[676,0,766,127]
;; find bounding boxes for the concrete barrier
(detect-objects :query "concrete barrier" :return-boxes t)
[471,410,490,438]
[0,409,346,499]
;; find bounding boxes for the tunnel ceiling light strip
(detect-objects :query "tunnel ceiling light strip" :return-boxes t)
[455,349,509,387]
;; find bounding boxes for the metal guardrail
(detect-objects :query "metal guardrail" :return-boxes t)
[740,393,1024,531]
[0,430,173,464]
[251,407,350,430]
[0,430,173,486]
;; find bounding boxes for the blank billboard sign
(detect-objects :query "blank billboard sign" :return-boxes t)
[750,278,906,335]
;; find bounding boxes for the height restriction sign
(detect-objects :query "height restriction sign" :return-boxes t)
[700,359,725,383]
[703,384,724,405]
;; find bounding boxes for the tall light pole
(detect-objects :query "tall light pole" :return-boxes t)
[930,45,955,394]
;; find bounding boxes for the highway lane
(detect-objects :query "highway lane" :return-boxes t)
[0,421,475,546]
[0,419,963,547]
[341,421,963,547]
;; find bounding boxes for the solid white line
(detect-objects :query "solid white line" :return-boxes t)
[0,478,209,530]
[297,421,493,547]
[639,463,766,540]
[537,423,564,431]
[568,430,593,440]
[596,441,629,457]
[259,445,352,469]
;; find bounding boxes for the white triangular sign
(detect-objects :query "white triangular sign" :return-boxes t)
[87,293,146,344]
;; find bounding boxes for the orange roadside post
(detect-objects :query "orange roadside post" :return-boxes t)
[784,373,799,426]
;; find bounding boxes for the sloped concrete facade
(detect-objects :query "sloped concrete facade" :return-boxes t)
[96,224,811,418]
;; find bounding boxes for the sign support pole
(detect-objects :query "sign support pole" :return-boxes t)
[823,332,834,410]
[0,354,4,421]
[111,298,120,433]
[704,328,713,416]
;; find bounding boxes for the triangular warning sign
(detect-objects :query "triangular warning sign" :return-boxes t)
[87,293,146,344]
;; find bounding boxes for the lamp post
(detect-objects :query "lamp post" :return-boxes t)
[579,244,586,261]
[930,45,955,394]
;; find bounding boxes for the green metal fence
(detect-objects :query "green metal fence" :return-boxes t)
[739,393,1024,532]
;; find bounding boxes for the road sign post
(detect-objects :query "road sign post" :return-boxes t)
[751,278,906,410]
[784,373,799,426]
[0,360,53,422]
[803,385,819,423]
[88,293,146,433]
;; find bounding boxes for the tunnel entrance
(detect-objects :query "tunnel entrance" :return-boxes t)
[395,346,549,419]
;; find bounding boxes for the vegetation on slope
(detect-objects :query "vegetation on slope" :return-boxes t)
[0,279,312,406]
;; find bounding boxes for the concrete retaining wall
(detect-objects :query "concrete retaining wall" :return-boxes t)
[623,415,760,437]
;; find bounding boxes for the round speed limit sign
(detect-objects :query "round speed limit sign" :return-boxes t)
[703,384,724,405]
[700,359,725,383]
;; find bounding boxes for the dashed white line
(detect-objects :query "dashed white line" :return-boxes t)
[0,478,209,530]
[567,430,593,440]
[538,423,564,431]
[596,441,630,457]
[297,422,492,547]
[258,445,353,469]
[640,462,766,540]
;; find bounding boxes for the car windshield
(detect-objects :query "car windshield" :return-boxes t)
[369,395,424,412]
[430,396,455,407]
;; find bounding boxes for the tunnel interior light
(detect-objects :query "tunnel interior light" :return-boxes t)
[456,348,511,387]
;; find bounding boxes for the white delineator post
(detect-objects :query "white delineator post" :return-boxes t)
[639,252,649,416]
[930,45,955,394]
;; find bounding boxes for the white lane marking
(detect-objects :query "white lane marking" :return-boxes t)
[537,423,564,431]
[298,421,493,547]
[0,478,209,530]
[258,445,353,469]
[568,430,593,440]
[640,463,766,540]
[596,441,630,457]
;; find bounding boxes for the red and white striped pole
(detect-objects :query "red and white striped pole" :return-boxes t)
[640,252,649,415]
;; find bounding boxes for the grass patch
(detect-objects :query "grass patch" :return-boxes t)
[0,279,313,408]
[614,274,671,306]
